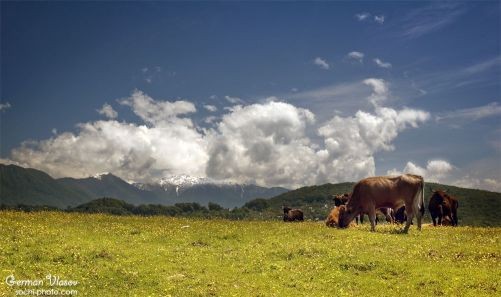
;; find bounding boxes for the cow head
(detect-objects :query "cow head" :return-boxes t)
[333,193,350,207]
[325,207,340,227]
[282,206,291,214]
[337,205,356,228]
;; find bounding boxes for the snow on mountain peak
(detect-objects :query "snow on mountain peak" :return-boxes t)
[92,172,111,180]
[159,174,215,187]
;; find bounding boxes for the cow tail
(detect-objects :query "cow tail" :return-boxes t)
[420,177,425,217]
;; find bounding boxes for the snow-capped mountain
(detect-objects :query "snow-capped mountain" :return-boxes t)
[0,164,289,209]
[134,175,288,208]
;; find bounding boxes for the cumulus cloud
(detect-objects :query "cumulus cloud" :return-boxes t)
[347,51,364,63]
[203,105,218,112]
[119,90,196,127]
[206,101,319,187]
[224,96,244,105]
[0,102,11,111]
[387,160,454,184]
[363,78,390,106]
[8,85,431,188]
[97,103,118,119]
[11,91,208,182]
[373,58,392,69]
[388,158,501,192]
[355,12,370,21]
[313,57,330,70]
[374,15,385,24]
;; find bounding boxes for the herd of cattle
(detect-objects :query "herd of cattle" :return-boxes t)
[282,174,459,233]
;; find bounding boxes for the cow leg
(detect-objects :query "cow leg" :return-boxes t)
[452,209,458,226]
[360,214,364,224]
[403,207,414,233]
[368,208,377,232]
[384,209,394,224]
[431,215,437,226]
[416,206,423,231]
[355,215,359,225]
[438,215,442,226]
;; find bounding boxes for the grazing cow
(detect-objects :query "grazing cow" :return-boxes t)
[428,190,459,226]
[332,193,393,225]
[283,207,304,222]
[394,206,407,224]
[337,174,425,233]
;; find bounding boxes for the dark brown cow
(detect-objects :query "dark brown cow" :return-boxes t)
[333,193,351,207]
[428,190,458,226]
[337,174,425,232]
[283,207,304,222]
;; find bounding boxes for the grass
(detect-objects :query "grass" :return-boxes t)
[1,211,500,296]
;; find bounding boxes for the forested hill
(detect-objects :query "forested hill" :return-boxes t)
[244,182,501,226]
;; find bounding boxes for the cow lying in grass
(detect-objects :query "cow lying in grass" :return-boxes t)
[283,207,304,222]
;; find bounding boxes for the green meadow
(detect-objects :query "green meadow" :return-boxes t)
[1,211,499,296]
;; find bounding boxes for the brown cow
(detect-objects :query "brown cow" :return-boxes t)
[283,207,304,222]
[428,190,458,226]
[332,193,393,225]
[337,174,425,233]
[326,206,355,227]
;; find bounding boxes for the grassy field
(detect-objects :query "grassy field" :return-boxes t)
[1,211,500,296]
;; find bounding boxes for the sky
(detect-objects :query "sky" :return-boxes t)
[1,1,500,191]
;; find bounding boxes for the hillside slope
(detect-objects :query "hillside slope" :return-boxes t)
[0,164,90,207]
[249,181,501,226]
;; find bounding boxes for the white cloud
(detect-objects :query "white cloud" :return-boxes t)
[363,78,390,106]
[204,116,218,124]
[387,160,454,182]
[388,159,501,192]
[0,102,11,111]
[203,105,218,112]
[119,90,196,126]
[347,51,364,63]
[436,102,501,122]
[373,58,392,69]
[355,12,370,21]
[374,15,385,24]
[97,103,118,119]
[313,57,330,70]
[11,91,208,182]
[224,96,245,105]
[206,101,318,187]
[7,85,431,188]
[461,56,501,75]
[400,2,466,39]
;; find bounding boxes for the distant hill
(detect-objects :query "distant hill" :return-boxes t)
[0,164,89,208]
[0,164,288,208]
[58,174,164,205]
[245,182,501,226]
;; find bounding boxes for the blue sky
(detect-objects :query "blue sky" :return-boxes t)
[1,1,500,190]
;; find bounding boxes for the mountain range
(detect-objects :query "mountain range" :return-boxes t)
[0,164,288,208]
